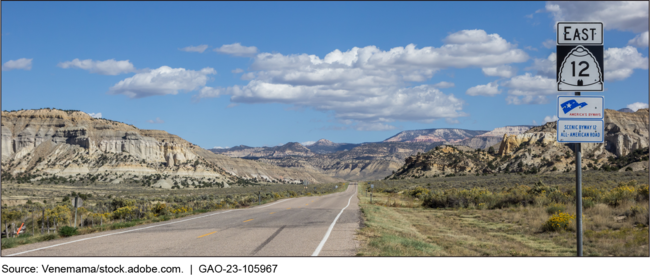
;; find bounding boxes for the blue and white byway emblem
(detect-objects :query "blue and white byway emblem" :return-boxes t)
[561,99,588,114]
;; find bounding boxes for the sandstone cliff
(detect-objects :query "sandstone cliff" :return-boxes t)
[387,109,648,179]
[1,109,341,187]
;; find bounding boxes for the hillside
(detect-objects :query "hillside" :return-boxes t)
[306,139,359,154]
[383,128,488,143]
[1,108,341,188]
[388,109,649,179]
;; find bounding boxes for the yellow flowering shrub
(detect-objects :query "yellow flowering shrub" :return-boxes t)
[112,206,137,219]
[543,212,575,232]
[605,185,636,206]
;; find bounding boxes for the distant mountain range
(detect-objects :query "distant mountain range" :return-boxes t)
[209,125,537,180]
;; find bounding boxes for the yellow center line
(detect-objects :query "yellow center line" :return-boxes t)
[198,231,217,238]
[286,208,291,210]
[269,212,275,214]
[305,204,309,206]
[243,219,254,223]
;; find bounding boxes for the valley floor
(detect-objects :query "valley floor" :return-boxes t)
[355,174,649,257]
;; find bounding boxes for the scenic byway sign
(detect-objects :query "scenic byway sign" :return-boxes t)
[557,120,604,143]
[557,96,604,119]
[557,22,604,92]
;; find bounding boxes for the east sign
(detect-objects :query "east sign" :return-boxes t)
[556,22,604,92]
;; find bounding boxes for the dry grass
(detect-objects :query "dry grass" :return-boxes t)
[356,182,649,256]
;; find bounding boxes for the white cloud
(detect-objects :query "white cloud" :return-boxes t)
[2,58,32,71]
[58,59,136,75]
[146,117,164,124]
[628,31,649,47]
[301,141,316,146]
[502,73,556,105]
[352,122,396,131]
[432,81,455,89]
[180,44,208,53]
[213,146,230,149]
[546,1,648,33]
[108,66,216,98]
[192,86,242,102]
[532,120,538,125]
[627,102,649,111]
[466,81,501,96]
[482,65,517,78]
[604,46,648,81]
[525,53,556,78]
[543,115,559,124]
[542,39,555,49]
[231,68,244,74]
[506,95,549,105]
[525,46,538,51]
[195,30,530,128]
[214,43,258,57]
[87,112,102,119]
[241,72,256,80]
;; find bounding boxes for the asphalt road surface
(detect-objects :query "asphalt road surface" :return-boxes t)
[3,184,361,257]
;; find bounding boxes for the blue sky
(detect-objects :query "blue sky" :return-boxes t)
[2,1,648,149]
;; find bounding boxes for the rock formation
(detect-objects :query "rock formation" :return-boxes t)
[383,128,488,143]
[387,109,649,179]
[1,109,342,187]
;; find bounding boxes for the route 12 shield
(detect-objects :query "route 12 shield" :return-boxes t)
[556,45,604,91]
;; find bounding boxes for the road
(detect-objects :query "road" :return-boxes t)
[2,184,360,256]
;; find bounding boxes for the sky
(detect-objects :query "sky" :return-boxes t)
[2,1,648,149]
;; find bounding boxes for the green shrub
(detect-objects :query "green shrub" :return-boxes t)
[546,203,566,215]
[1,238,17,249]
[39,233,58,241]
[58,226,78,237]
[582,197,595,209]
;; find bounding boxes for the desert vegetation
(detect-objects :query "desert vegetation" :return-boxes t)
[1,181,346,249]
[356,171,648,256]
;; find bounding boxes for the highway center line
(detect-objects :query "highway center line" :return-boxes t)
[198,231,218,238]
[6,198,293,256]
[243,219,254,222]
[311,187,356,256]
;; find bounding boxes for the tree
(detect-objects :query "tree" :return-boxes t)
[487,146,495,155]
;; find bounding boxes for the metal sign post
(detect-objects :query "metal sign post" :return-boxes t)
[73,196,83,228]
[556,21,604,257]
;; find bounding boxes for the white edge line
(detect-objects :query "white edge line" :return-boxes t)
[311,186,356,256]
[7,198,293,256]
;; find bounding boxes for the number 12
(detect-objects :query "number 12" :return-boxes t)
[571,61,589,77]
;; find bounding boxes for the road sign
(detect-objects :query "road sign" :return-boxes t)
[557,22,604,92]
[557,22,603,45]
[73,197,83,208]
[556,21,604,258]
[557,96,604,119]
[557,120,604,143]
[370,184,374,188]
[557,45,604,91]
